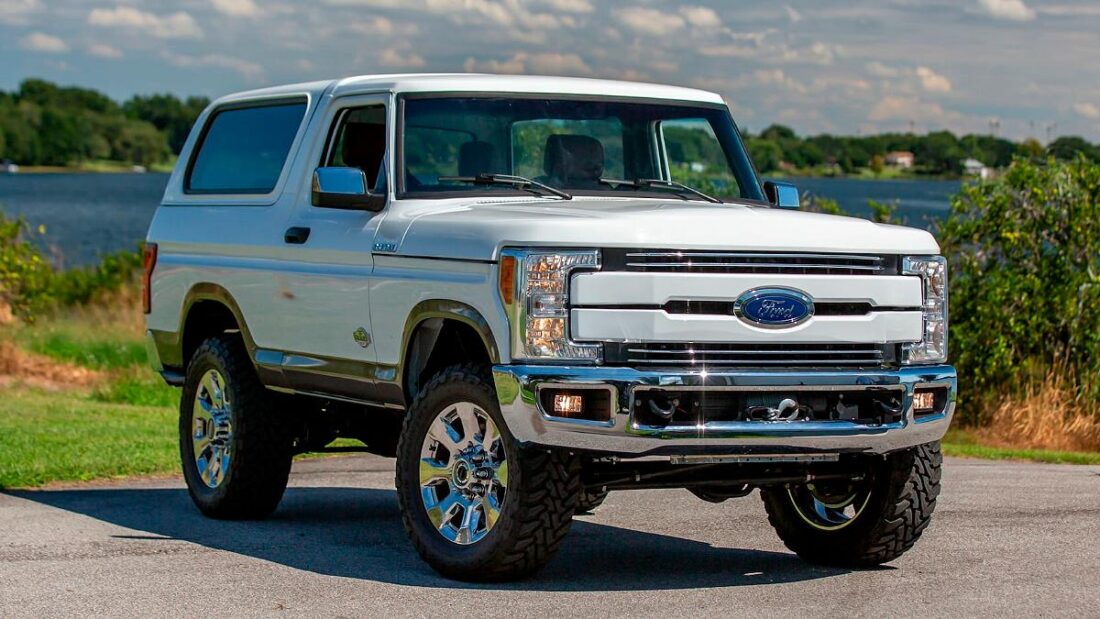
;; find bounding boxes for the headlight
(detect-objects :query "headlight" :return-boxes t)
[901,255,948,365]
[499,248,601,362]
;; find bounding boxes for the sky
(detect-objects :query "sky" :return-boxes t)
[3,0,1100,142]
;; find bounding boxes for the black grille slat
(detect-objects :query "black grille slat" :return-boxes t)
[607,250,895,276]
[606,343,894,369]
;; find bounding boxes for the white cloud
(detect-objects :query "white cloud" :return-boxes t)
[542,0,593,13]
[784,5,803,23]
[379,48,426,68]
[0,0,41,25]
[1073,102,1100,119]
[88,7,203,39]
[20,32,69,54]
[211,0,259,17]
[866,61,900,78]
[680,6,722,28]
[869,95,950,122]
[465,52,593,76]
[164,53,263,80]
[916,66,952,93]
[88,43,123,59]
[1038,4,1100,16]
[615,7,685,35]
[978,0,1036,21]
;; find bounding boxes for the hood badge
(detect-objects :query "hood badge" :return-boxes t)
[353,327,371,348]
[734,287,814,329]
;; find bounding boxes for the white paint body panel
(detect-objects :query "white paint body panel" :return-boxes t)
[146,73,941,391]
[571,309,924,344]
[571,272,922,307]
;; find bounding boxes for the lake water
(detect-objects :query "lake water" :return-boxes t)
[0,173,961,267]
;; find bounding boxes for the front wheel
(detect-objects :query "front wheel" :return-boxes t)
[761,441,942,566]
[395,365,582,581]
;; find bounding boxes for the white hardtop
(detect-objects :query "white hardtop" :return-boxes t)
[212,73,726,106]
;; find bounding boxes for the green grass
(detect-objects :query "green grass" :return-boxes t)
[0,390,178,489]
[942,428,1100,465]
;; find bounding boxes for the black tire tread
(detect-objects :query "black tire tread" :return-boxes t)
[762,441,942,566]
[575,488,609,514]
[180,335,293,520]
[396,364,582,581]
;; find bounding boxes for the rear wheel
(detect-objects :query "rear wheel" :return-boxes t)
[761,441,942,566]
[180,336,294,520]
[396,365,582,581]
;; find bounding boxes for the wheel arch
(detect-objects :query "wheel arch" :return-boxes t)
[400,300,501,402]
[177,283,257,371]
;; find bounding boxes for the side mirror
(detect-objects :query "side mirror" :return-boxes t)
[763,180,800,210]
[311,167,385,211]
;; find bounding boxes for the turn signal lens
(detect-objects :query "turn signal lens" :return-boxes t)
[499,255,516,305]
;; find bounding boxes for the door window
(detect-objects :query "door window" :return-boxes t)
[325,105,388,192]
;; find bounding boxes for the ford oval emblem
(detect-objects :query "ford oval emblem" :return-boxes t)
[735,287,814,329]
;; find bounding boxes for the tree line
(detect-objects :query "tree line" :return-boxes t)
[742,123,1100,176]
[0,79,208,167]
[2,78,1100,174]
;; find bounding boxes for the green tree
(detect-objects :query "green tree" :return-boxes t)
[938,156,1100,422]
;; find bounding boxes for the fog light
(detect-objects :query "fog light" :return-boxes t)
[913,390,937,414]
[553,393,584,416]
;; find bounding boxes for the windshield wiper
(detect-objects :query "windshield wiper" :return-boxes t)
[438,173,572,200]
[600,177,722,204]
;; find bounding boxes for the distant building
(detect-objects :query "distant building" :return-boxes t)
[884,151,915,168]
[0,160,18,174]
[962,158,991,180]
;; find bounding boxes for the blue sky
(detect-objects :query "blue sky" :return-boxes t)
[3,0,1099,141]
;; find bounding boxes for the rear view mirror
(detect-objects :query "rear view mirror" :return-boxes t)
[311,167,384,211]
[763,180,800,210]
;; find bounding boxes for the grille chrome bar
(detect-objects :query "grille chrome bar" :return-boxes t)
[611,250,893,275]
[606,342,893,368]
[624,262,884,271]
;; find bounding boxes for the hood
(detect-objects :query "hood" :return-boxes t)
[377,196,940,261]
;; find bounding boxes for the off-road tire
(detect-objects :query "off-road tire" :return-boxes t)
[180,335,294,519]
[575,488,609,514]
[396,364,583,581]
[761,441,942,566]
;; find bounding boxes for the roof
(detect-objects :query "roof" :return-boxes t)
[213,73,727,106]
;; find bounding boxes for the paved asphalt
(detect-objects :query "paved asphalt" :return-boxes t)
[1,455,1098,618]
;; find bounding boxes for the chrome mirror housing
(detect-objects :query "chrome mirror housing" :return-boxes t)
[763,180,801,210]
[311,167,384,211]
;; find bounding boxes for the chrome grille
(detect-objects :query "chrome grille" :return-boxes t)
[605,343,893,368]
[606,250,891,275]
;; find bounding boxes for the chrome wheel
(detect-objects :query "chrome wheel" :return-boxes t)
[191,369,233,489]
[419,401,508,545]
[787,479,873,531]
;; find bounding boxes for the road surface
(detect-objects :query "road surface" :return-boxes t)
[1,455,1097,617]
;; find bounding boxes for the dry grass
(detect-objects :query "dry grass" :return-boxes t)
[0,341,104,390]
[971,370,1100,453]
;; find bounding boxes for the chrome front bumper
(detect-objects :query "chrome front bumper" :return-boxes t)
[493,364,956,457]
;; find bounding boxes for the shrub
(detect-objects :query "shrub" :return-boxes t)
[0,211,141,321]
[938,156,1100,424]
[0,217,54,320]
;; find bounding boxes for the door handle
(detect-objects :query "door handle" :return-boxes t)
[284,226,311,244]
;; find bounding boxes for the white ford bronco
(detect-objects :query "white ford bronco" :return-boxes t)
[145,74,956,581]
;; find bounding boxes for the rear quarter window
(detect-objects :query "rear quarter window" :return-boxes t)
[186,100,307,194]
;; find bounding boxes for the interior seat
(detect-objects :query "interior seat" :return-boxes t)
[341,122,386,188]
[458,140,495,177]
[543,134,604,187]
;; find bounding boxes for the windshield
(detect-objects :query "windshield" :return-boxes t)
[399,96,763,202]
